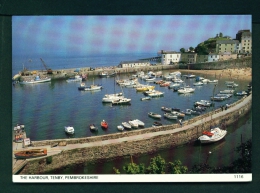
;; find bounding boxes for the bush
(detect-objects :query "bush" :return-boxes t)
[46,156,53,164]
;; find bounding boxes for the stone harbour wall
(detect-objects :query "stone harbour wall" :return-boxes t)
[20,95,251,174]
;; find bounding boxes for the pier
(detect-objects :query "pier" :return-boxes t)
[13,94,251,174]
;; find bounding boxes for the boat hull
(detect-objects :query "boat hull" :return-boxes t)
[14,148,47,159]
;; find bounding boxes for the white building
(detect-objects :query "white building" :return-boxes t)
[118,60,150,68]
[158,50,181,65]
[208,53,219,62]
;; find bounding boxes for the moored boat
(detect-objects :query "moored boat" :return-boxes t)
[161,106,172,112]
[141,97,151,101]
[171,111,185,118]
[198,127,227,144]
[66,75,82,82]
[122,122,132,129]
[89,124,98,131]
[117,125,124,131]
[14,148,47,159]
[129,120,139,128]
[19,76,51,84]
[177,87,195,94]
[152,121,163,127]
[234,91,248,96]
[208,79,218,84]
[101,120,108,129]
[148,112,162,119]
[164,113,178,120]
[194,100,212,107]
[64,126,75,134]
[219,90,234,94]
[112,98,131,105]
[193,82,204,86]
[133,119,145,127]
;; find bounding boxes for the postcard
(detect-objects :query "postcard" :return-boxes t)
[12,15,252,182]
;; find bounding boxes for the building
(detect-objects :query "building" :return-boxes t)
[215,40,239,54]
[180,52,197,64]
[158,50,181,65]
[207,53,220,62]
[236,30,252,54]
[118,60,150,68]
[196,55,208,63]
[218,52,237,61]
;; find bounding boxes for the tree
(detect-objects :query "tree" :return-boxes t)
[219,32,223,37]
[123,162,145,174]
[180,48,185,53]
[168,160,188,174]
[146,155,166,174]
[189,47,194,52]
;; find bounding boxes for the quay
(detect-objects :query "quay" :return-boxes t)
[13,93,252,174]
[13,57,251,81]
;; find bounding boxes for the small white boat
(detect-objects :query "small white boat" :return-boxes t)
[234,91,248,96]
[141,97,151,101]
[112,98,131,105]
[202,79,209,84]
[13,124,25,131]
[211,96,226,101]
[178,87,195,94]
[129,120,139,128]
[198,127,227,144]
[133,119,145,127]
[148,112,162,119]
[164,113,177,120]
[182,109,200,115]
[19,76,51,84]
[66,75,82,82]
[208,80,218,84]
[64,126,75,134]
[172,78,184,83]
[147,90,164,97]
[145,77,156,82]
[227,83,239,88]
[122,122,132,129]
[171,111,185,118]
[117,125,124,131]
[168,83,181,89]
[84,84,102,91]
[193,82,204,86]
[89,124,98,131]
[102,93,124,103]
[194,100,212,107]
[185,74,196,79]
[219,90,234,94]
[152,121,163,127]
[161,106,172,112]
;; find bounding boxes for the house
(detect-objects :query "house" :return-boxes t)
[158,50,181,65]
[196,55,208,63]
[208,53,219,62]
[118,60,150,68]
[218,52,237,61]
[180,52,197,64]
[235,30,252,54]
[216,40,239,54]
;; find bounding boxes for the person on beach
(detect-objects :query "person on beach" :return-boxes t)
[179,119,182,127]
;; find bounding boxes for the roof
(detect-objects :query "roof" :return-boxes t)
[160,51,181,54]
[216,40,239,44]
[119,60,150,64]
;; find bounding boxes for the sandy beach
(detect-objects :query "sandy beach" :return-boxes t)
[180,68,252,81]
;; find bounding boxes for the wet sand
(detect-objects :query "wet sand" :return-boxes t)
[180,68,252,81]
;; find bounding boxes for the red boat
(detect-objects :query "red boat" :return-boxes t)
[101,120,108,129]
[202,131,213,137]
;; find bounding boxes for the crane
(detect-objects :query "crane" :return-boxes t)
[40,58,53,74]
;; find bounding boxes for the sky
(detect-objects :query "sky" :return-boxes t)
[12,15,252,57]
